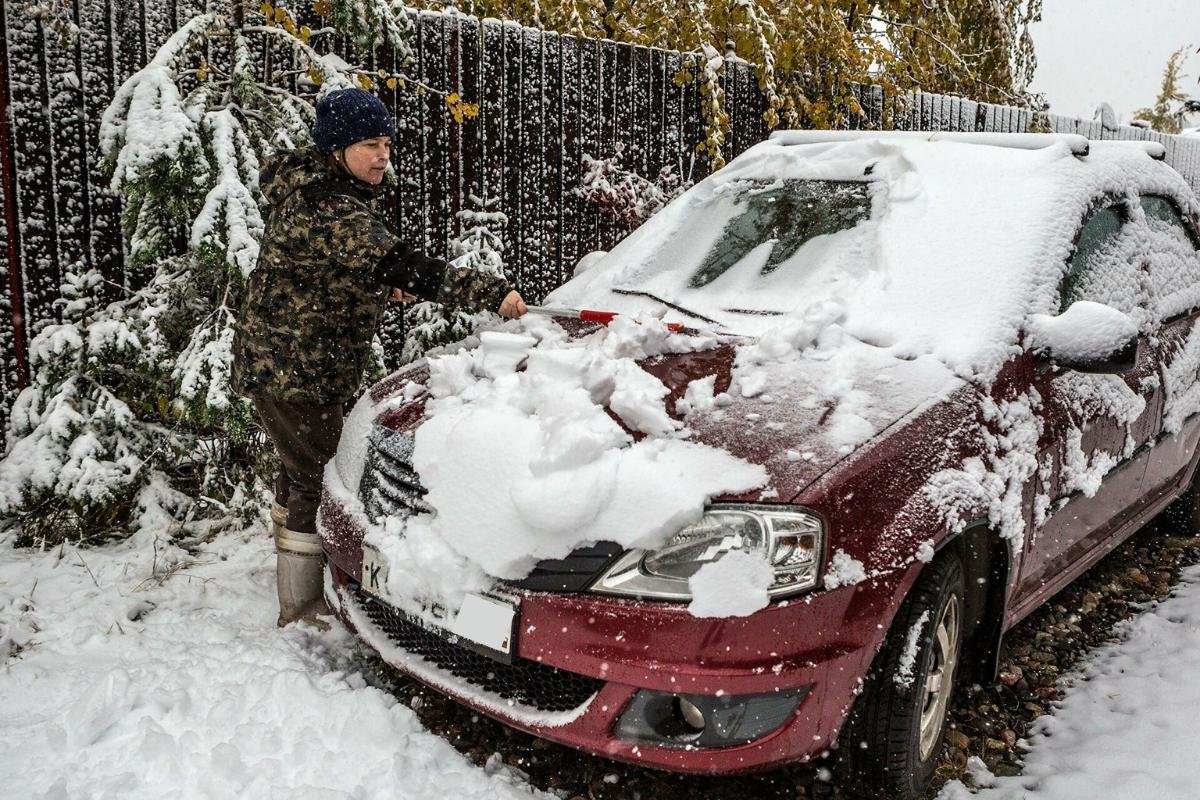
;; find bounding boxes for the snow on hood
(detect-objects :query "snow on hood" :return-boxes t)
[550,137,1195,383]
[335,315,768,619]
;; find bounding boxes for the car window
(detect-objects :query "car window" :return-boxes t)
[1141,195,1200,320]
[1059,203,1144,317]
[689,181,872,288]
[1141,196,1200,249]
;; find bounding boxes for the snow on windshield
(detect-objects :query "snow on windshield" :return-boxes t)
[551,137,1197,382]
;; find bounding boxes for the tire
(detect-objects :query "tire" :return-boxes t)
[837,555,966,800]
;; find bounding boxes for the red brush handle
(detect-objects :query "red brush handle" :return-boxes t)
[577,308,685,332]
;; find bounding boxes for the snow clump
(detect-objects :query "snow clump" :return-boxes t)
[348,315,768,619]
[823,549,867,590]
[687,550,774,618]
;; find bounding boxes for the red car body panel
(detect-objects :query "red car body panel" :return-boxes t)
[317,184,1200,775]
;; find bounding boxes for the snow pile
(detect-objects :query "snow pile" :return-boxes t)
[937,564,1200,800]
[0,526,546,800]
[344,315,768,619]
[687,550,774,618]
[1026,300,1137,363]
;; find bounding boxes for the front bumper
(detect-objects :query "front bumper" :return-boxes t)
[319,491,895,774]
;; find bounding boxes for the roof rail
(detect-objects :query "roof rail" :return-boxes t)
[767,130,1090,156]
[1087,140,1167,160]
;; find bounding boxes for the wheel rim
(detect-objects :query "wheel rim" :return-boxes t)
[918,593,960,762]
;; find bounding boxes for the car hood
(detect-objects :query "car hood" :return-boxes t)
[365,325,965,504]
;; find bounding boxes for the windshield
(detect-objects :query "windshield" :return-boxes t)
[688,180,872,288]
[605,179,875,326]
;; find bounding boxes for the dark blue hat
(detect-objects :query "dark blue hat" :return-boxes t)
[311,88,396,154]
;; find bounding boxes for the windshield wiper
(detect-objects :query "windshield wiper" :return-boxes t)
[610,288,722,325]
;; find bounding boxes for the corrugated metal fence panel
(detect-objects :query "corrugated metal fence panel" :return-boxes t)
[5,4,1200,420]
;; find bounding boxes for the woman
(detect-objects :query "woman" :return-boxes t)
[232,88,526,626]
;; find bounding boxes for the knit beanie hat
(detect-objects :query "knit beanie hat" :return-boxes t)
[311,88,396,154]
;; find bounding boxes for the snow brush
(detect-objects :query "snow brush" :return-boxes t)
[525,305,688,332]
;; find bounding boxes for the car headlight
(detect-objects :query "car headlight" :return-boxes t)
[591,505,824,600]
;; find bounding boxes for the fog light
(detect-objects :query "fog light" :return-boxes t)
[614,686,808,749]
[676,696,706,732]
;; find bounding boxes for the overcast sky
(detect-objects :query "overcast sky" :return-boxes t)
[1029,0,1199,125]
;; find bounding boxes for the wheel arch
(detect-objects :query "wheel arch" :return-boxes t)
[934,518,1011,684]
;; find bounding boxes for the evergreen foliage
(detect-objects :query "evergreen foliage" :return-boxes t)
[400,195,508,364]
[1134,47,1192,135]
[0,2,417,546]
[576,143,690,229]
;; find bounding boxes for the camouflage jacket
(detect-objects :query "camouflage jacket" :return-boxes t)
[231,149,511,404]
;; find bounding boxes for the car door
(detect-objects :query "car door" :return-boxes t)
[1013,199,1164,610]
[1139,194,1200,493]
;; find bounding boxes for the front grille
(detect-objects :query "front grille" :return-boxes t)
[360,425,431,523]
[506,541,626,592]
[352,584,603,713]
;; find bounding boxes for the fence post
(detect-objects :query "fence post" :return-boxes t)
[0,4,29,391]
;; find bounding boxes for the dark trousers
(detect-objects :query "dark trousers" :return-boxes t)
[254,397,345,534]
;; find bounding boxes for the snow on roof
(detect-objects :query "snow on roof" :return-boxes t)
[551,136,1196,382]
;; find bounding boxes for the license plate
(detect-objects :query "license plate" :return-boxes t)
[360,543,518,663]
[361,543,390,597]
[448,593,519,662]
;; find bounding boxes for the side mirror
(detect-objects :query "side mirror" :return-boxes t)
[1026,301,1140,374]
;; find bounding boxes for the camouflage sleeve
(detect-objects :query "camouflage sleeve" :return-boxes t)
[376,243,449,301]
[304,194,400,271]
[435,265,512,314]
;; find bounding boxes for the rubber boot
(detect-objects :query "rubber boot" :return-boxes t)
[270,500,288,538]
[275,527,331,628]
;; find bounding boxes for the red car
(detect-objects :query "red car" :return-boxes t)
[318,132,1200,798]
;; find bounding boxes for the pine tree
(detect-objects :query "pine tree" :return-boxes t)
[576,143,689,228]
[400,194,508,364]
[1134,47,1191,134]
[0,2,419,544]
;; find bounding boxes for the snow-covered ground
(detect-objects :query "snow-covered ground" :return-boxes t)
[940,563,1200,800]
[4,522,1200,798]
[0,525,543,799]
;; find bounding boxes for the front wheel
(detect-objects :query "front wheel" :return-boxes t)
[838,555,965,800]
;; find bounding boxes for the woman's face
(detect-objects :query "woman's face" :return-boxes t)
[339,136,392,185]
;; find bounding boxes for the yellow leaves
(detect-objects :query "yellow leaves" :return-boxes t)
[260,2,308,40]
[305,67,324,86]
[357,73,374,91]
[386,77,401,90]
[445,92,480,124]
[196,58,210,82]
[312,0,332,16]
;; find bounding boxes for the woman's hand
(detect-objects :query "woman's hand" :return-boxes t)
[498,290,528,319]
[391,288,418,303]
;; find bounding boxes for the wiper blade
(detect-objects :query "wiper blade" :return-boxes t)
[610,288,722,326]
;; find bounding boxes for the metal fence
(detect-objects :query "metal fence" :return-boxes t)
[2,4,1200,423]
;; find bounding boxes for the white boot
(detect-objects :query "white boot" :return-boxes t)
[275,527,331,628]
